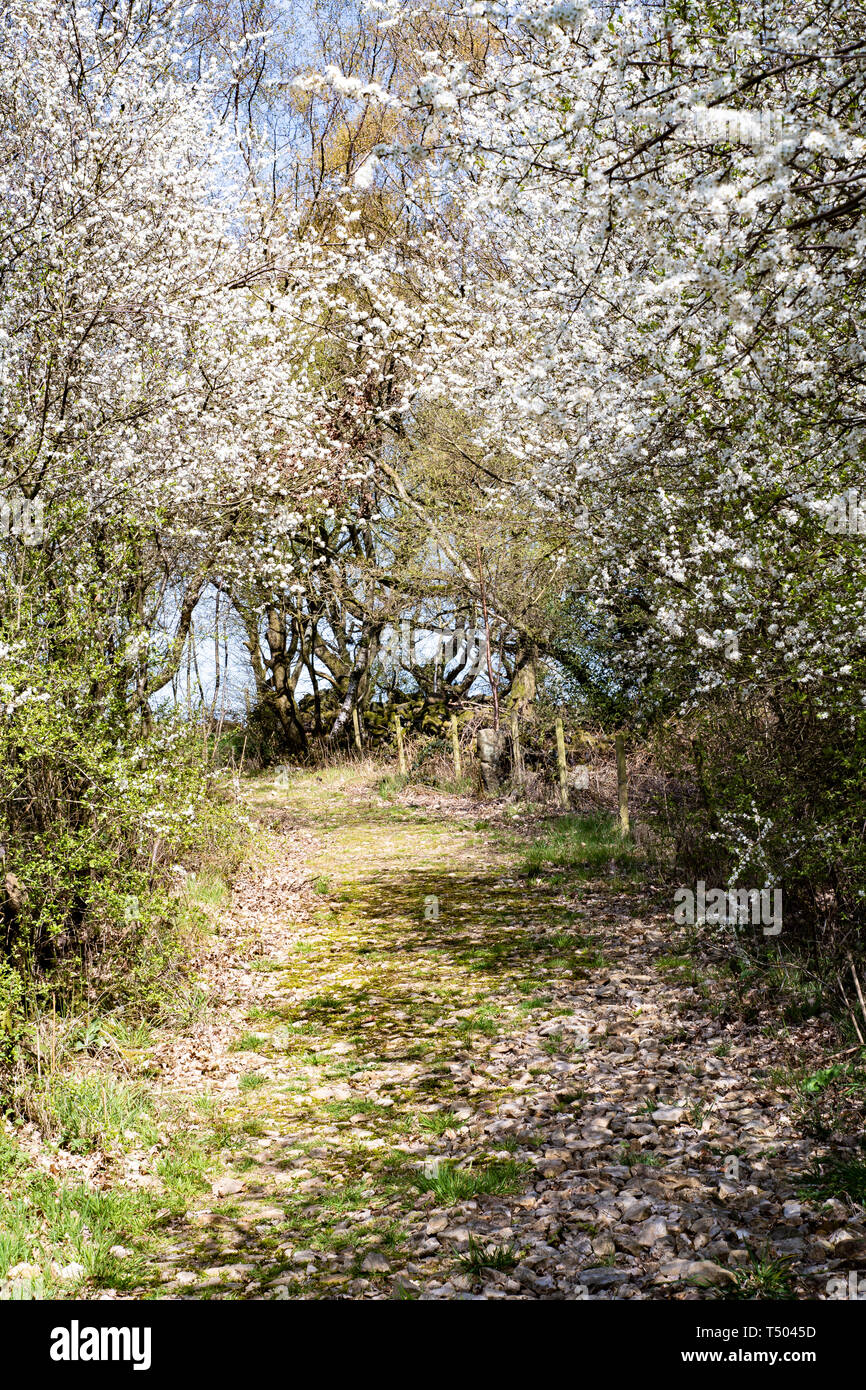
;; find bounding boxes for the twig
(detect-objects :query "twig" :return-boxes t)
[836,974,865,1046]
[847,952,866,1029]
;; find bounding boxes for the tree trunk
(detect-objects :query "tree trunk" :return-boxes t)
[327,625,382,743]
[477,727,507,792]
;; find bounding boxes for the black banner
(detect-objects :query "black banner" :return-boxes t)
[3,1296,859,1381]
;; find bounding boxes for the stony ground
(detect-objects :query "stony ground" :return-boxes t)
[5,764,865,1300]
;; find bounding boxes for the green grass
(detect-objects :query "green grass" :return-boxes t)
[455,1007,500,1040]
[185,869,230,908]
[456,1235,520,1274]
[155,1135,212,1205]
[417,1109,463,1135]
[238,1071,268,1091]
[303,993,344,1017]
[798,1155,866,1204]
[323,1099,390,1122]
[518,980,551,998]
[241,1117,268,1137]
[520,813,635,880]
[0,1074,233,1297]
[519,996,553,1013]
[22,1075,160,1154]
[727,1247,795,1300]
[377,773,409,800]
[413,1158,528,1203]
[655,953,703,984]
[618,1143,663,1168]
[316,1183,372,1213]
[0,1133,155,1293]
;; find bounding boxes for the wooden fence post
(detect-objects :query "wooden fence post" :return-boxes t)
[511,710,525,789]
[450,714,462,780]
[555,718,568,807]
[615,731,629,835]
[352,706,362,754]
[394,713,407,776]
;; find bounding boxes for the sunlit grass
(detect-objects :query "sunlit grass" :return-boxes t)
[521,813,635,879]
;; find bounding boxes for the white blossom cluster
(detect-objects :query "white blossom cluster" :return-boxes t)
[0,0,425,602]
[332,0,865,735]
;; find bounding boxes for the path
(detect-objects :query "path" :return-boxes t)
[111,767,866,1298]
